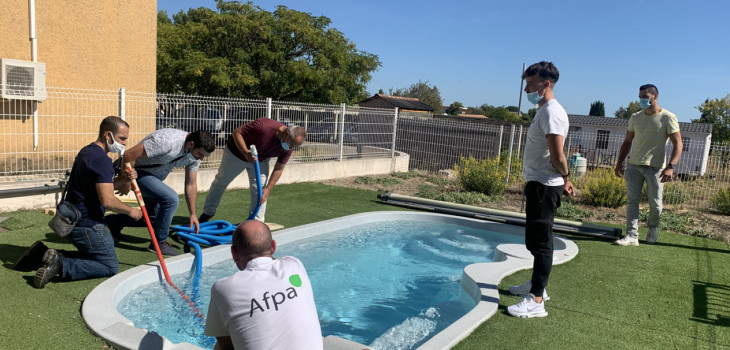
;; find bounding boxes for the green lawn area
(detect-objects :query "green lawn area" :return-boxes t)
[1,182,728,349]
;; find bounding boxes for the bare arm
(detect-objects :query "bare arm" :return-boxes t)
[660,131,683,183]
[96,182,142,220]
[547,134,575,197]
[122,142,147,167]
[184,168,200,233]
[259,162,286,204]
[232,128,255,162]
[614,130,635,177]
[213,336,233,350]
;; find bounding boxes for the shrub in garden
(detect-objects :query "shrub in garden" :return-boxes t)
[711,186,730,215]
[662,181,688,205]
[454,156,507,196]
[579,168,626,208]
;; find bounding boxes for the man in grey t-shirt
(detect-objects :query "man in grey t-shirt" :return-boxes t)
[105,129,215,256]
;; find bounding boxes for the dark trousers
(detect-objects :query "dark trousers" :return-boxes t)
[524,181,563,297]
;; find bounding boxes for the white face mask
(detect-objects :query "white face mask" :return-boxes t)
[106,132,125,154]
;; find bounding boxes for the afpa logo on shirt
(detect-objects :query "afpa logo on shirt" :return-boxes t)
[249,274,303,317]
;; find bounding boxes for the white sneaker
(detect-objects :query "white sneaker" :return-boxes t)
[508,280,550,301]
[507,293,548,318]
[613,235,639,246]
[646,228,658,244]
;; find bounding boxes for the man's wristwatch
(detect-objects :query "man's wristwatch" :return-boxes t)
[666,163,675,169]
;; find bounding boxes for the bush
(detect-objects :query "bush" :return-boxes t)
[354,176,402,186]
[417,184,441,199]
[499,151,523,183]
[556,199,594,221]
[579,168,626,208]
[711,186,730,215]
[663,181,688,205]
[454,156,507,196]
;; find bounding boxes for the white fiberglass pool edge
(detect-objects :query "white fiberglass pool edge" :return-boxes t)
[82,211,578,350]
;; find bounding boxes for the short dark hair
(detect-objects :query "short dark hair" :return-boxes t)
[186,130,216,153]
[232,221,273,258]
[98,116,129,138]
[522,61,560,84]
[639,84,658,95]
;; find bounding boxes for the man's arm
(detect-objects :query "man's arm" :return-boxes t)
[546,134,575,197]
[213,336,233,350]
[614,130,635,177]
[96,183,143,220]
[232,128,255,162]
[660,131,683,183]
[184,168,200,233]
[260,162,286,204]
[122,142,147,166]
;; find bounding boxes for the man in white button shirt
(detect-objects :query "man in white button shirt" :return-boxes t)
[205,220,323,350]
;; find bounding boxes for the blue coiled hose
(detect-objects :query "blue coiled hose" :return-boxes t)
[172,145,263,290]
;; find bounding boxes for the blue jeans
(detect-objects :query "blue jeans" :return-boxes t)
[625,164,663,238]
[121,171,179,243]
[63,223,118,280]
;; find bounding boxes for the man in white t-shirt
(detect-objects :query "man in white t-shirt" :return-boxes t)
[205,220,323,350]
[507,61,575,319]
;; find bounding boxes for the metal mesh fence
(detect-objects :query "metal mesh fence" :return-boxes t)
[399,117,728,210]
[1,86,727,211]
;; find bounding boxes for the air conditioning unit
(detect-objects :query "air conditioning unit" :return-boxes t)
[1,58,47,101]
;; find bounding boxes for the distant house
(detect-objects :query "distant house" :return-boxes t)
[567,115,713,176]
[358,94,434,118]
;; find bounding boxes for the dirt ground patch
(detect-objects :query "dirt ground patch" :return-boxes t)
[318,172,730,245]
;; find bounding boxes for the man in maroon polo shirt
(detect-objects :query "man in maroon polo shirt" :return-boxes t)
[200,118,306,223]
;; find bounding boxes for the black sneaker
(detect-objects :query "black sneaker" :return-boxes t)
[34,249,64,289]
[148,241,179,256]
[198,213,214,223]
[14,240,49,271]
[105,215,128,242]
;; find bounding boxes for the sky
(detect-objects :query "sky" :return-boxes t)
[157,0,730,122]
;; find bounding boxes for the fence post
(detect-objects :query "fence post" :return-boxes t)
[118,87,126,120]
[506,124,515,184]
[266,97,272,119]
[516,125,523,159]
[32,101,39,151]
[391,108,399,172]
[497,125,504,159]
[339,103,346,161]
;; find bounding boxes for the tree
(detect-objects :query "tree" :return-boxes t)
[392,80,443,114]
[446,101,463,115]
[157,1,381,104]
[486,106,522,123]
[614,101,642,119]
[589,100,605,116]
[692,94,730,144]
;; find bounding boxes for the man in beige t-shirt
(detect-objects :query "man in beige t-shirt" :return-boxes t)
[613,84,682,246]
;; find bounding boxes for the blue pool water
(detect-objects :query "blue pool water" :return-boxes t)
[117,219,523,349]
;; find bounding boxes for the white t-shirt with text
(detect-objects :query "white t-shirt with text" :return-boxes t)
[205,256,323,350]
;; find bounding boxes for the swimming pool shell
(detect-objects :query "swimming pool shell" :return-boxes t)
[83,211,579,350]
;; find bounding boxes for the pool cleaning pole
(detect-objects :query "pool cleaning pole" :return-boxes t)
[125,163,204,319]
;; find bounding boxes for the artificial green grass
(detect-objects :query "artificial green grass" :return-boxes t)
[0,182,728,349]
[455,230,730,349]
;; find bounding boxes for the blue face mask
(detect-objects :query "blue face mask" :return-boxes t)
[526,81,545,105]
[527,91,543,105]
[639,98,651,109]
[281,140,290,151]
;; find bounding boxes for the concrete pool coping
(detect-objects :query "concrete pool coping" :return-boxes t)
[83,211,579,350]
